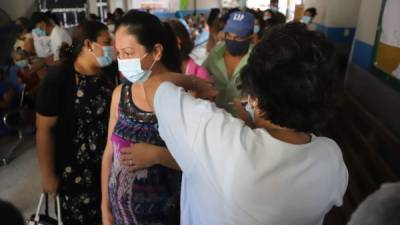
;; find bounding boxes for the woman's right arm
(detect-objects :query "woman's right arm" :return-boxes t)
[36,113,58,195]
[101,85,121,225]
[24,37,35,55]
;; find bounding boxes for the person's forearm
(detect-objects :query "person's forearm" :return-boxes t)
[154,146,180,170]
[101,144,113,210]
[144,74,193,110]
[36,128,56,178]
[30,59,46,73]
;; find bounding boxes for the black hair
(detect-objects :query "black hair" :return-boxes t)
[264,9,274,16]
[0,199,24,225]
[87,13,100,21]
[46,11,60,26]
[305,7,317,18]
[60,21,108,64]
[207,8,220,27]
[117,10,181,73]
[107,13,115,22]
[114,8,125,18]
[30,12,52,25]
[166,19,194,61]
[240,22,340,133]
[247,9,266,38]
[15,17,32,33]
[221,8,240,23]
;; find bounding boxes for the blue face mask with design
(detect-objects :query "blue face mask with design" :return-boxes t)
[33,27,46,37]
[92,43,115,67]
[225,39,251,56]
[15,59,29,68]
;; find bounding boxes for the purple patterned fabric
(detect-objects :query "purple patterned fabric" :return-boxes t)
[109,83,181,225]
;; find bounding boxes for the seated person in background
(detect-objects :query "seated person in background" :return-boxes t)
[14,17,35,55]
[301,7,318,31]
[0,199,25,225]
[31,12,52,59]
[263,9,280,31]
[263,9,274,21]
[12,49,40,96]
[166,19,213,82]
[136,22,348,225]
[31,12,72,65]
[191,17,223,65]
[113,8,125,22]
[269,0,287,24]
[106,13,116,33]
[205,8,224,53]
[203,11,254,115]
[348,182,400,225]
[249,10,266,44]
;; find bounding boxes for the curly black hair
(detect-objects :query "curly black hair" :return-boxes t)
[240,22,340,133]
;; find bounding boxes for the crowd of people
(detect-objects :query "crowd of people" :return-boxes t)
[0,1,352,225]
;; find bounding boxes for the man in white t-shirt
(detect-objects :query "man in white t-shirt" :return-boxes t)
[348,182,400,225]
[123,22,348,225]
[32,29,52,58]
[31,12,72,64]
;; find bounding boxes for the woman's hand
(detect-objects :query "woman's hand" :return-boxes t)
[120,143,161,172]
[42,173,59,196]
[191,76,218,101]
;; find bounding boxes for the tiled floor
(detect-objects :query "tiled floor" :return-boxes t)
[0,135,45,219]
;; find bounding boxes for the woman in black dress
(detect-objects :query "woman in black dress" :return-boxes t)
[35,21,117,225]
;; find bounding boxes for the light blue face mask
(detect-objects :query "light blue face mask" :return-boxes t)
[92,43,115,67]
[301,16,312,24]
[245,96,255,124]
[33,27,46,37]
[15,59,29,68]
[271,7,279,13]
[117,53,157,83]
[254,25,260,34]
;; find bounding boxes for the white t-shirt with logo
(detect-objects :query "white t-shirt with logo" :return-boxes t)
[154,82,349,225]
[49,26,72,61]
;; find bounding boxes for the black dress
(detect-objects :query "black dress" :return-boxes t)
[36,66,115,225]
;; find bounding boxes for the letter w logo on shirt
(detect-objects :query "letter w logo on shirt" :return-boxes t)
[233,13,245,21]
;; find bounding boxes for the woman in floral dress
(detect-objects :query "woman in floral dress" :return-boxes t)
[36,21,117,225]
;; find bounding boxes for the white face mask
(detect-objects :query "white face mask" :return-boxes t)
[117,54,156,83]
[301,16,312,24]
[245,96,255,124]
[107,24,115,32]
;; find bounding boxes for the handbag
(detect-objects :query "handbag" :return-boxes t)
[28,193,63,225]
